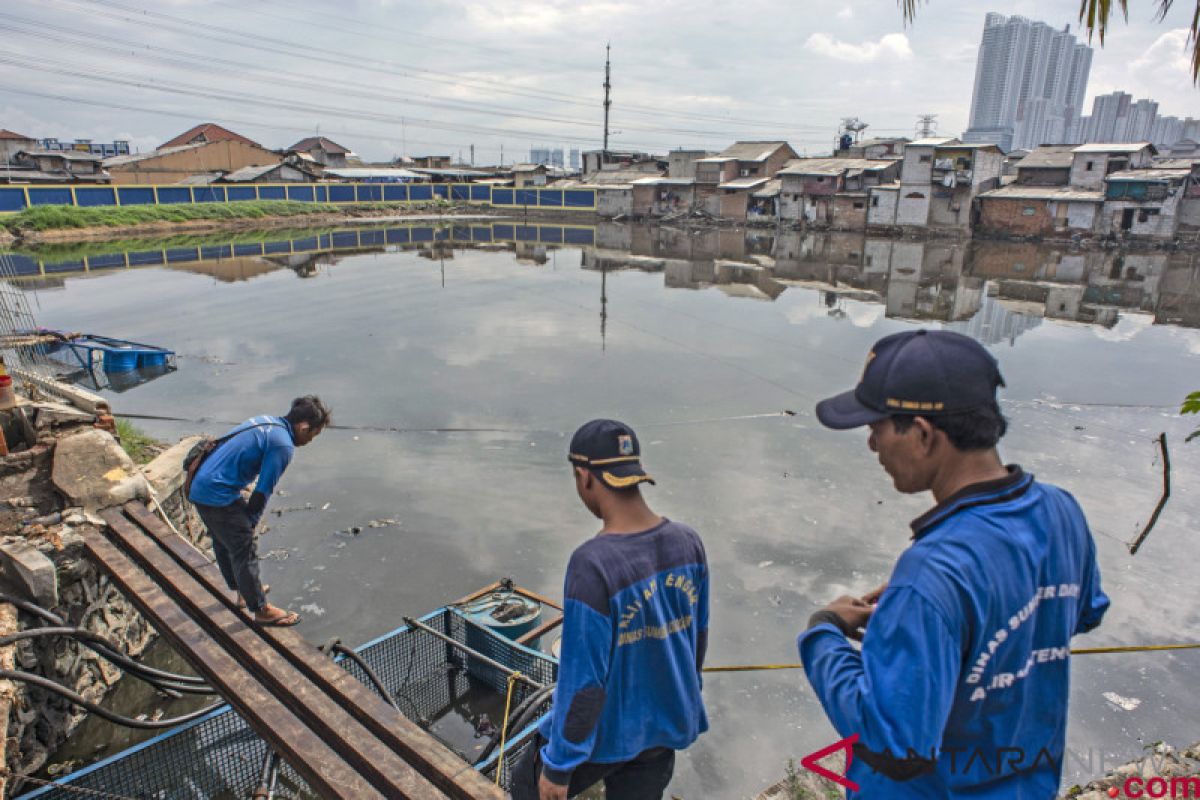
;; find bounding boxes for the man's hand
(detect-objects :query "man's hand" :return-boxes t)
[861,582,888,605]
[538,772,568,800]
[823,595,875,641]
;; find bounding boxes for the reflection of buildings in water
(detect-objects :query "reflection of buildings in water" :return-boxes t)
[171,256,285,282]
[946,293,1044,346]
[513,242,549,265]
[263,252,354,279]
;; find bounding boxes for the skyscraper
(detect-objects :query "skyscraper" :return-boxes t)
[963,13,1092,152]
[1074,90,1196,147]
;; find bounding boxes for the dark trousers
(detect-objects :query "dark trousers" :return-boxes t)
[509,735,675,800]
[194,499,267,613]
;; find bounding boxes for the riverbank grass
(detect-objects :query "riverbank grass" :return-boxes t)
[1,200,443,233]
[115,419,158,465]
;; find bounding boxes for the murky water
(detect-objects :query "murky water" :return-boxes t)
[6,221,1200,797]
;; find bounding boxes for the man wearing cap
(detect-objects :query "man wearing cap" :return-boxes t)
[799,330,1108,798]
[511,419,709,800]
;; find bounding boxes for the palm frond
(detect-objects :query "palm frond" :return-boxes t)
[898,0,923,25]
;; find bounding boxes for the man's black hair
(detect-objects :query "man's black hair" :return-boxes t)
[285,395,331,429]
[891,402,1007,451]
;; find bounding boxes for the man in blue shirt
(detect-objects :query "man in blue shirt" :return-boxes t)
[189,395,329,626]
[511,419,709,800]
[801,330,1109,798]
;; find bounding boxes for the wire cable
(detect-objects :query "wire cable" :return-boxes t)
[0,669,220,729]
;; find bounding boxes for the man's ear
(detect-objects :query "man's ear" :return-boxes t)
[914,416,939,455]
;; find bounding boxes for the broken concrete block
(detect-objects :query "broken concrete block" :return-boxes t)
[33,402,96,431]
[51,429,149,514]
[0,540,57,607]
[141,435,202,498]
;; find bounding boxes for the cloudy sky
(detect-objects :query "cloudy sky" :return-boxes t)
[0,0,1195,163]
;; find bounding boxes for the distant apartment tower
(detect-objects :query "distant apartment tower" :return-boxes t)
[529,146,565,167]
[569,148,580,170]
[1073,90,1199,148]
[962,13,1092,152]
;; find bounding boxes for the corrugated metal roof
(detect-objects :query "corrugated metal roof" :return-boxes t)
[221,164,282,182]
[631,176,694,185]
[979,185,1104,201]
[1105,168,1191,182]
[178,173,222,185]
[718,177,770,190]
[510,163,547,173]
[713,141,794,162]
[160,123,260,150]
[1015,145,1077,169]
[104,142,210,166]
[1153,157,1200,169]
[751,179,782,197]
[287,136,350,155]
[323,167,427,180]
[909,137,958,147]
[19,149,104,162]
[1072,142,1155,154]
[779,158,897,176]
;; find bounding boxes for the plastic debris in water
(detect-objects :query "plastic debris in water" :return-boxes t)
[1102,691,1141,711]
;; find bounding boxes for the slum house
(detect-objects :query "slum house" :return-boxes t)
[696,141,799,216]
[595,185,634,218]
[286,137,352,168]
[975,184,1105,237]
[160,123,261,149]
[582,150,663,177]
[1001,149,1032,177]
[1068,143,1156,191]
[5,150,110,183]
[104,141,282,185]
[511,164,549,188]
[322,167,427,183]
[631,177,696,218]
[668,149,712,179]
[1011,145,1077,185]
[867,137,1004,231]
[1102,168,1193,239]
[409,156,453,168]
[38,137,131,158]
[747,179,782,223]
[0,129,38,164]
[778,158,902,230]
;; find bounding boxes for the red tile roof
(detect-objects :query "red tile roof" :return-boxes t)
[160,123,260,149]
[0,129,34,141]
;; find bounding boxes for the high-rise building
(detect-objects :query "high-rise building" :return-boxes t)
[963,13,1092,152]
[530,146,566,167]
[1074,90,1196,148]
[569,148,581,170]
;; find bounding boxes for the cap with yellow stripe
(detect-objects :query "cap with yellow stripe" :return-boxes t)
[568,419,656,489]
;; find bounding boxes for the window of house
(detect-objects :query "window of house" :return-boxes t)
[871,196,880,207]
[816,176,825,182]
[1022,207,1036,216]
[1085,161,1094,171]
[853,202,864,209]
[919,155,931,163]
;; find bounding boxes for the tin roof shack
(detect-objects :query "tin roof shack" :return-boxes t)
[1103,168,1192,240]
[582,150,664,177]
[778,158,901,229]
[976,185,1105,237]
[631,177,696,218]
[1069,143,1156,191]
[511,163,549,188]
[6,150,110,183]
[747,180,782,224]
[160,123,261,149]
[0,129,37,165]
[717,177,769,221]
[835,137,908,160]
[695,141,798,187]
[286,137,351,168]
[595,185,634,219]
[216,160,322,183]
[882,138,1003,231]
[668,149,712,179]
[410,156,452,168]
[105,141,282,185]
[1013,145,1077,186]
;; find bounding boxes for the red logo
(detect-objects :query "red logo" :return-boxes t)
[801,733,860,792]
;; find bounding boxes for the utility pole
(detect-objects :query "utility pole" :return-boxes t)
[602,42,612,162]
[500,143,504,166]
[916,114,938,138]
[470,144,475,166]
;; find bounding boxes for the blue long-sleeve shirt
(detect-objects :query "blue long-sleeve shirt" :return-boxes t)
[538,518,709,785]
[799,468,1108,799]
[188,417,294,523]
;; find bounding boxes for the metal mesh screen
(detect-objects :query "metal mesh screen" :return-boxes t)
[20,609,557,799]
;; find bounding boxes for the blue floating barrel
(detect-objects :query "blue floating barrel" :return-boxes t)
[459,588,542,690]
[103,348,139,372]
[138,351,168,368]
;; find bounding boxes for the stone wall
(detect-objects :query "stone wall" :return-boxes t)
[0,402,203,789]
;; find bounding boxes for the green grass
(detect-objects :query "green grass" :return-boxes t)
[115,418,159,465]
[1,199,454,234]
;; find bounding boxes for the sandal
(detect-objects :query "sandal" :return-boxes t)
[254,603,300,627]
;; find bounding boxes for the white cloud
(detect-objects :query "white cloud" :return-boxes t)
[804,32,913,63]
[836,7,854,19]
[1130,28,1193,77]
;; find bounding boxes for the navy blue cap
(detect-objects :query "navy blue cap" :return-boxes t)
[568,419,656,489]
[816,330,1005,430]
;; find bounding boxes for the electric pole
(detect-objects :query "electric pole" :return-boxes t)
[470,144,474,166]
[916,114,938,138]
[602,43,612,162]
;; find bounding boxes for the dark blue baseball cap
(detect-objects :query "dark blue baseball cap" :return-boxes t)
[816,330,1005,430]
[568,419,656,489]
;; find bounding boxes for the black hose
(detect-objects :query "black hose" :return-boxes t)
[474,683,556,766]
[0,669,220,729]
[0,595,209,686]
[330,644,399,711]
[0,627,214,693]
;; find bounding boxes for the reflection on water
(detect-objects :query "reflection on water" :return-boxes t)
[6,221,1200,797]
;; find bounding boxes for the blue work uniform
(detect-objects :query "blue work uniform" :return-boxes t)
[537,518,710,787]
[189,416,294,525]
[799,467,1109,798]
